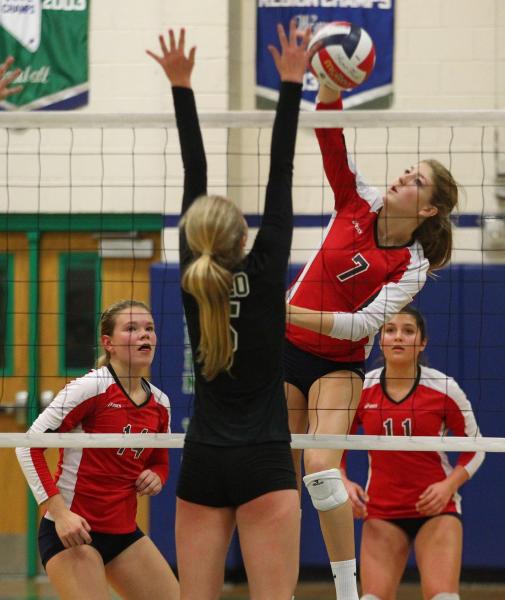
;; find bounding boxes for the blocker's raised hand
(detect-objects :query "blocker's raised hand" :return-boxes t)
[268,18,311,84]
[147,28,196,89]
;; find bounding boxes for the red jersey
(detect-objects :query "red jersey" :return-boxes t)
[16,366,171,533]
[350,365,484,519]
[286,98,429,362]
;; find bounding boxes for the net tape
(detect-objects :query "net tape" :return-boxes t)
[0,433,498,452]
[2,109,505,129]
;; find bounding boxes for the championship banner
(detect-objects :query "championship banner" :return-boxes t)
[256,0,394,109]
[0,0,89,110]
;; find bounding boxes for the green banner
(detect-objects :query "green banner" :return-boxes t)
[0,0,89,110]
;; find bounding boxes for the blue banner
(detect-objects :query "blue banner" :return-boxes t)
[256,0,394,108]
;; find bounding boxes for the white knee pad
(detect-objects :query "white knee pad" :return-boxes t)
[430,594,460,600]
[303,468,348,512]
[360,595,383,600]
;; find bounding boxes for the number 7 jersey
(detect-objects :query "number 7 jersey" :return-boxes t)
[286,97,429,362]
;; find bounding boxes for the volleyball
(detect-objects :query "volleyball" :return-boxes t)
[308,21,376,91]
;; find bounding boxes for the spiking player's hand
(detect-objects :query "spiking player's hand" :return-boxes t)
[0,57,23,101]
[147,28,196,89]
[268,18,311,84]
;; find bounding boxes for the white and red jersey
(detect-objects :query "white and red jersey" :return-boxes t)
[286,98,429,362]
[16,365,171,534]
[348,365,484,519]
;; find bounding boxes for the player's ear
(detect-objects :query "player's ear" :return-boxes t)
[102,334,113,353]
[419,204,438,219]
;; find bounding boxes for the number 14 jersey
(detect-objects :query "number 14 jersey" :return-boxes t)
[16,366,171,533]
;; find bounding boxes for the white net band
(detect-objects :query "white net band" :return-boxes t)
[1,109,505,129]
[0,433,500,452]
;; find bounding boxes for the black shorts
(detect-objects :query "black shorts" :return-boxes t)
[284,339,365,398]
[38,516,145,569]
[177,440,297,508]
[385,513,462,542]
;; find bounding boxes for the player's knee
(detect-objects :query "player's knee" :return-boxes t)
[303,468,348,512]
[430,594,460,600]
[360,595,383,600]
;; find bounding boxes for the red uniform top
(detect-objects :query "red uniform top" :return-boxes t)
[286,98,429,362]
[16,366,171,533]
[348,365,484,519]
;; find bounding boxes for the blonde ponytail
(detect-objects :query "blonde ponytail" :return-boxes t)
[182,255,234,380]
[181,195,246,380]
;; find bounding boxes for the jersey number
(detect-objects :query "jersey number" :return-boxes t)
[117,424,149,459]
[336,253,370,282]
[229,272,250,352]
[383,417,412,437]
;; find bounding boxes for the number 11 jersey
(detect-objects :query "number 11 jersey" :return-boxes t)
[352,365,484,519]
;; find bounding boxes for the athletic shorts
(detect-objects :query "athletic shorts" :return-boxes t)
[383,513,462,542]
[284,339,365,398]
[177,440,297,508]
[38,516,145,569]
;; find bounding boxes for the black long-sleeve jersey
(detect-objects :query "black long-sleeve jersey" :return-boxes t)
[173,82,302,446]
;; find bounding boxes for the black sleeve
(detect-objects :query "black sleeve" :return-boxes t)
[172,86,207,265]
[252,81,302,267]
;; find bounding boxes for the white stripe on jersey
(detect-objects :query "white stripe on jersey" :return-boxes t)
[365,450,372,495]
[45,431,84,522]
[16,449,52,505]
[436,421,458,512]
[350,158,383,213]
[419,366,485,477]
[329,245,428,342]
[436,422,463,514]
[363,367,382,390]
[16,367,118,505]
[149,383,172,429]
[36,367,115,432]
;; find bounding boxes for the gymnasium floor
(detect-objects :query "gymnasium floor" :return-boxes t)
[1,579,505,599]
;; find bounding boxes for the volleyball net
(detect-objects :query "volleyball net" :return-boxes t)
[0,107,504,456]
[1,107,505,580]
